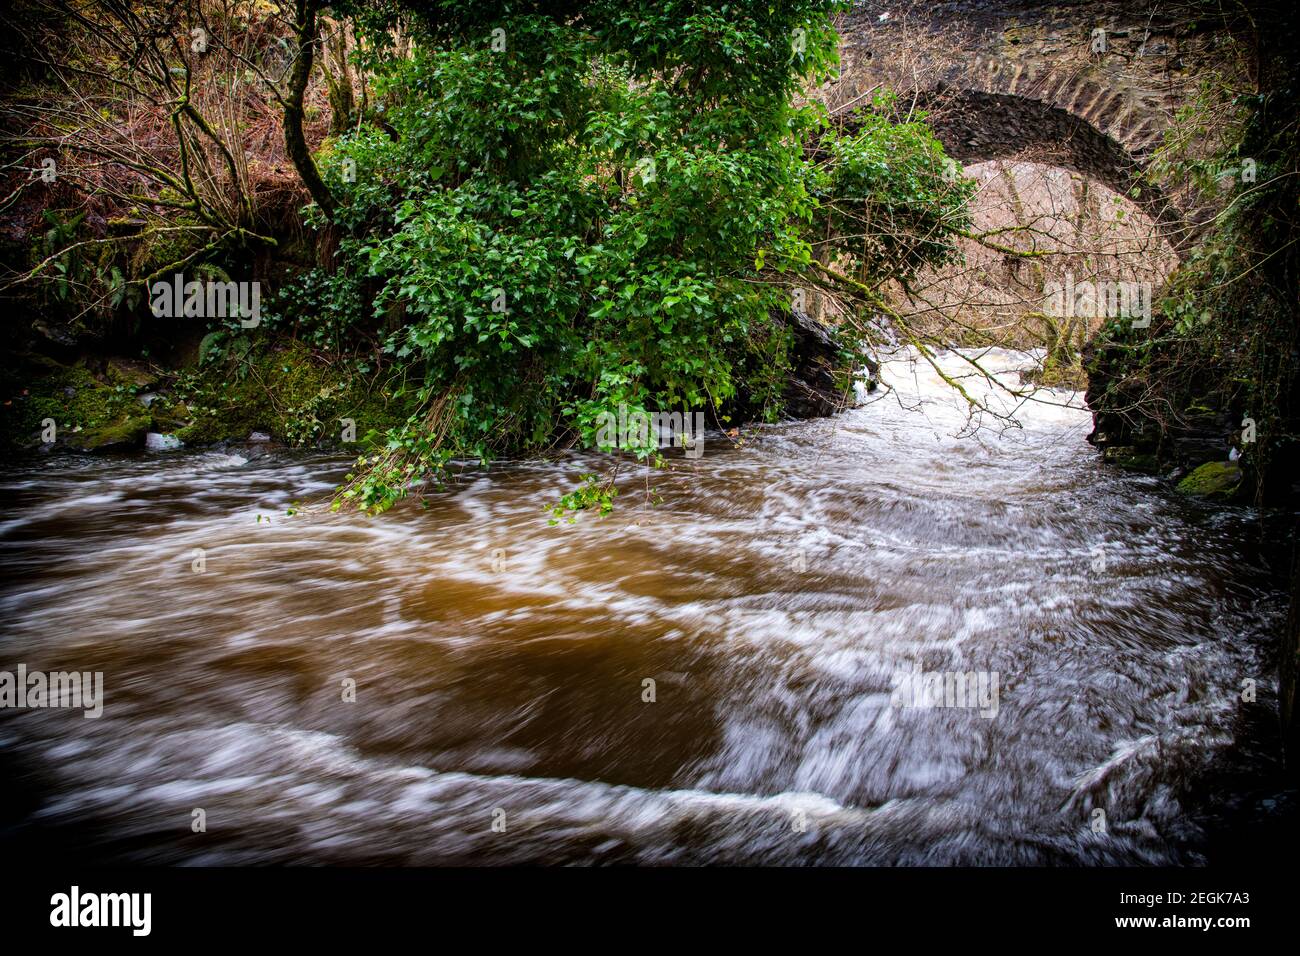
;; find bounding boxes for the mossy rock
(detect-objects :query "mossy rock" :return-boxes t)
[1176,460,1242,498]
[1107,450,1159,476]
[4,339,420,453]
[1103,445,1161,473]
[1,359,147,450]
[149,400,192,431]
[70,411,151,450]
[104,358,159,388]
[174,340,419,446]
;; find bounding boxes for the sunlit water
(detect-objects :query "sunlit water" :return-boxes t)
[0,349,1290,864]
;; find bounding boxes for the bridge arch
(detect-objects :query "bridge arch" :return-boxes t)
[822,0,1246,257]
[916,87,1188,254]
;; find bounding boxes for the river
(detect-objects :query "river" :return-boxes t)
[0,348,1290,864]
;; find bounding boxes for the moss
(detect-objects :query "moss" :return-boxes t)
[1176,460,1243,498]
[71,411,151,450]
[1,360,147,450]
[1024,361,1088,390]
[1103,445,1161,473]
[128,216,207,280]
[104,359,159,388]
[149,399,192,432]
[2,339,421,454]
[174,381,273,445]
[174,340,420,446]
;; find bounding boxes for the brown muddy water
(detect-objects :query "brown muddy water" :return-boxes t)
[0,349,1293,864]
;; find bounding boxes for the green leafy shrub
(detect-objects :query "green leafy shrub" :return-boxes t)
[305,1,971,513]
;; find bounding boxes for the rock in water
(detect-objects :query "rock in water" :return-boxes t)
[1176,460,1242,498]
[720,308,876,424]
[145,432,184,451]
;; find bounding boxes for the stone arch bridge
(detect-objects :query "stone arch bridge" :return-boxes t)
[821,1,1253,255]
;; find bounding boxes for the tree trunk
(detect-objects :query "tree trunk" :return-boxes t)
[284,0,337,223]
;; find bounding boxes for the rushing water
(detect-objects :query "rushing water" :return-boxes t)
[0,349,1290,865]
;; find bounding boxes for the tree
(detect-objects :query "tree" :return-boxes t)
[303,1,974,512]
